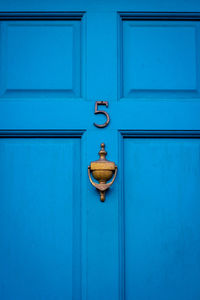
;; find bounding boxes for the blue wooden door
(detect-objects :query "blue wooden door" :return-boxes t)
[0,1,200,300]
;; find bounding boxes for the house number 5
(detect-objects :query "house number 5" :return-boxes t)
[94,101,110,128]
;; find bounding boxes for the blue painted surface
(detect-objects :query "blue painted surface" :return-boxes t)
[0,1,200,300]
[0,138,81,299]
[0,21,81,98]
[124,138,200,300]
[123,21,198,98]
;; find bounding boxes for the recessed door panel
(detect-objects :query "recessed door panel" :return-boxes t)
[0,20,82,99]
[0,137,81,299]
[124,137,200,300]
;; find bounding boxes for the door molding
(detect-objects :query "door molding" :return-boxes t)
[0,12,85,20]
[119,12,200,20]
[120,130,200,138]
[0,130,85,137]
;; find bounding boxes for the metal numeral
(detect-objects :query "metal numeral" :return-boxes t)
[94,101,110,128]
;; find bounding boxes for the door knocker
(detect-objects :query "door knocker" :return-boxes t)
[88,143,117,202]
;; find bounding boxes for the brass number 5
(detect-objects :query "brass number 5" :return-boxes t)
[94,101,110,128]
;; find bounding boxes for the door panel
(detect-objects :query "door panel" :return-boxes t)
[122,20,199,99]
[0,20,81,99]
[123,136,200,300]
[0,137,81,299]
[0,2,200,300]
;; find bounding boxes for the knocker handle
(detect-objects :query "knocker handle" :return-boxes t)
[88,166,106,201]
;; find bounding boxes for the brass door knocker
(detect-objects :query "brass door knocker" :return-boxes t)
[88,143,117,202]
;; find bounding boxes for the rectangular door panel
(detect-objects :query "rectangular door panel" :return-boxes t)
[121,18,200,99]
[0,19,82,99]
[0,137,81,299]
[123,137,200,300]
